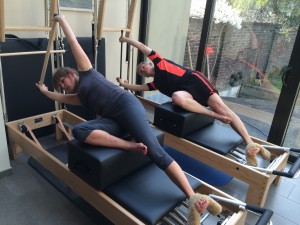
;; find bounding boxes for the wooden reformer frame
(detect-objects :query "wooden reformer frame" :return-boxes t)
[6,109,249,225]
[137,96,290,207]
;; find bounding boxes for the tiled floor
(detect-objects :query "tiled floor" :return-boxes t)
[1,95,300,225]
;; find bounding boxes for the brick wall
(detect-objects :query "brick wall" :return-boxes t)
[184,18,295,91]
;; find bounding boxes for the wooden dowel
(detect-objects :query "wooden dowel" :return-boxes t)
[39,21,58,84]
[5,26,52,32]
[125,0,137,38]
[0,50,65,57]
[103,28,131,32]
[0,0,5,42]
[97,0,107,40]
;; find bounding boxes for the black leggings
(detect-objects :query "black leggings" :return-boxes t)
[72,92,174,170]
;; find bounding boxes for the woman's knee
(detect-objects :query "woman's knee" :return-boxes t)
[72,124,92,142]
[147,146,174,170]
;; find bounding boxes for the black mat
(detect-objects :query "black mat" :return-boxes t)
[185,123,243,155]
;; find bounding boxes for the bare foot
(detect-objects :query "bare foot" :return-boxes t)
[195,199,209,214]
[189,193,222,216]
[247,146,260,157]
[127,142,148,155]
[246,143,271,160]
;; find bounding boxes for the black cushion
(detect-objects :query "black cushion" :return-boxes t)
[185,123,243,155]
[68,127,164,190]
[154,102,215,137]
[105,163,201,225]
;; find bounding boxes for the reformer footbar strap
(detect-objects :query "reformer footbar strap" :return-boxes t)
[19,123,43,148]
[54,116,72,141]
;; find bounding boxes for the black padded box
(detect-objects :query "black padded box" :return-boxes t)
[154,102,215,137]
[68,127,164,190]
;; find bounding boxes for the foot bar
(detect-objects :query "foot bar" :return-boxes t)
[209,194,273,225]
[247,156,300,178]
[261,145,300,153]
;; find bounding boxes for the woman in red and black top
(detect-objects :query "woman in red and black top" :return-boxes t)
[117,37,271,167]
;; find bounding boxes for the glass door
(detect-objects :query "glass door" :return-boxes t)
[283,94,300,149]
[200,0,300,141]
[270,27,300,148]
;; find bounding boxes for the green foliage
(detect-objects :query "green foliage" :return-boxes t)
[227,0,300,31]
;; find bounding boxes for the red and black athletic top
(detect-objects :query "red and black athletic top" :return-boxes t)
[146,50,218,105]
[147,50,218,106]
[146,50,193,97]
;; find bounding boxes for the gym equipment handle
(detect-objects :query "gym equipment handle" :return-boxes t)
[246,204,273,225]
[209,194,273,225]
[272,156,300,178]
[290,148,300,153]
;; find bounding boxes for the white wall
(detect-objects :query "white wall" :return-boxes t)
[3,0,141,84]
[143,0,191,86]
[0,96,11,174]
[147,0,191,63]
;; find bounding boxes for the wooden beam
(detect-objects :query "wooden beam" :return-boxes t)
[5,26,52,31]
[39,0,58,84]
[96,0,137,39]
[39,21,57,84]
[97,0,106,40]
[103,28,131,32]
[125,0,137,38]
[0,49,65,57]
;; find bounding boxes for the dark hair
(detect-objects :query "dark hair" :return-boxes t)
[52,67,78,91]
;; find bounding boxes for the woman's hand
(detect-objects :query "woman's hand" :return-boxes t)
[35,82,49,93]
[116,77,125,86]
[52,14,65,23]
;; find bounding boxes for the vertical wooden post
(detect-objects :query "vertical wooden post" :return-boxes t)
[39,0,58,84]
[0,0,5,42]
[97,0,106,40]
[125,0,137,38]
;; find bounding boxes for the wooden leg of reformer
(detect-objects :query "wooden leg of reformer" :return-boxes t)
[7,135,22,159]
[55,124,64,140]
[245,182,270,207]
[8,141,18,160]
[273,173,283,186]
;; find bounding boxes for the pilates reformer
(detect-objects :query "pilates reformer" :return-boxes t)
[6,109,273,225]
[2,1,273,223]
[137,97,300,207]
